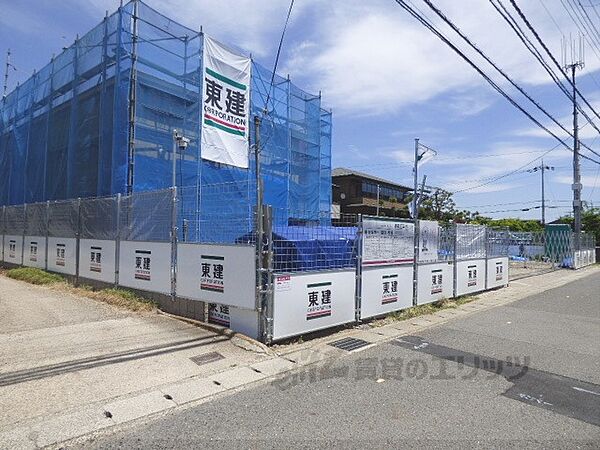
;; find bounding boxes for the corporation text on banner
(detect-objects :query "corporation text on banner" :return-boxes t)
[201,35,251,168]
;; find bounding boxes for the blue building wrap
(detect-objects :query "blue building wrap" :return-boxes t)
[0,1,332,235]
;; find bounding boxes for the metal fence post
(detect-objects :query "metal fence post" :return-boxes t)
[115,193,121,287]
[45,201,50,271]
[412,219,420,306]
[262,205,274,344]
[355,214,363,323]
[452,224,458,298]
[75,198,82,286]
[1,206,5,262]
[484,226,489,291]
[21,204,27,266]
[170,187,178,302]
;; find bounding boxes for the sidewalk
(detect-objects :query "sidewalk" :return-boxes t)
[1,266,598,449]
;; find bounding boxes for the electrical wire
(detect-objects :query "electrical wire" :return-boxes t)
[262,0,295,114]
[507,0,600,125]
[422,0,600,159]
[491,0,600,159]
[394,0,600,167]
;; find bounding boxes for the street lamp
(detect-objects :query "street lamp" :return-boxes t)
[172,129,190,188]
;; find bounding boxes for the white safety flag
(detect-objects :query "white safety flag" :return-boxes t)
[417,146,437,168]
[201,35,251,168]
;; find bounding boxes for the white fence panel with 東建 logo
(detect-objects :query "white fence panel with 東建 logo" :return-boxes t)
[486,257,509,289]
[118,241,171,294]
[177,243,256,309]
[23,236,46,269]
[3,235,23,265]
[47,237,76,275]
[272,269,356,341]
[78,239,117,284]
[360,265,413,319]
[417,261,454,304]
[455,259,486,296]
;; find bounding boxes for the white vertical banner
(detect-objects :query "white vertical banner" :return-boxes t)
[418,220,439,262]
[201,35,251,168]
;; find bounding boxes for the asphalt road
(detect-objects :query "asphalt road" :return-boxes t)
[73,272,600,449]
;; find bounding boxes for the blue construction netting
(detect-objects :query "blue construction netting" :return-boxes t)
[0,0,332,231]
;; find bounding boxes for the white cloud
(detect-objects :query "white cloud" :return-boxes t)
[282,0,600,115]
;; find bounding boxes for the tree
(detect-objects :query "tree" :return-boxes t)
[418,188,458,222]
[555,207,600,245]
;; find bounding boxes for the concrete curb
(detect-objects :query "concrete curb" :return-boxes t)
[156,309,274,356]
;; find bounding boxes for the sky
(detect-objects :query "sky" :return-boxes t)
[2,0,600,221]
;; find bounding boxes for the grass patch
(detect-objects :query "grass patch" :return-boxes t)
[60,285,157,312]
[6,267,64,285]
[373,294,479,326]
[3,267,156,312]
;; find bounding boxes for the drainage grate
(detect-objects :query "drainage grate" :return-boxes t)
[328,337,370,352]
[189,351,224,366]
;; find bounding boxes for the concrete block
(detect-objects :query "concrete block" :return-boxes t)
[161,378,225,405]
[103,390,175,424]
[368,325,404,337]
[211,366,266,389]
[283,348,332,366]
[250,358,297,377]
[30,406,113,448]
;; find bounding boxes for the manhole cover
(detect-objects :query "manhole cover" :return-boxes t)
[190,351,224,366]
[328,337,370,351]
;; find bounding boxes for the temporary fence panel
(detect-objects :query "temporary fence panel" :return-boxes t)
[23,237,46,269]
[418,220,440,262]
[486,257,509,289]
[47,237,77,275]
[455,224,486,259]
[272,269,356,341]
[359,217,414,319]
[3,235,23,265]
[118,241,172,294]
[361,217,414,266]
[78,239,117,284]
[207,303,260,340]
[360,265,413,319]
[417,262,454,304]
[455,259,486,296]
[177,243,256,309]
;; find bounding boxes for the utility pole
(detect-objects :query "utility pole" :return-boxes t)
[528,160,554,225]
[412,138,419,306]
[376,184,380,216]
[564,37,584,250]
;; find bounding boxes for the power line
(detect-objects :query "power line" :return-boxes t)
[422,0,598,159]
[394,0,600,168]
[490,0,600,159]
[343,149,558,171]
[452,144,561,193]
[507,0,600,126]
[263,0,295,113]
[477,205,570,214]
